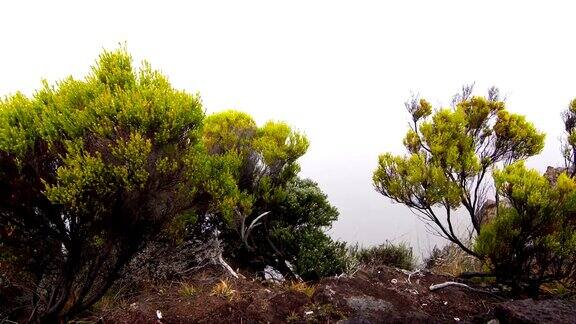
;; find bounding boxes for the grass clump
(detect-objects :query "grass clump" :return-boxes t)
[286,310,300,322]
[211,279,236,301]
[353,241,416,270]
[287,281,315,298]
[424,243,482,276]
[178,282,197,298]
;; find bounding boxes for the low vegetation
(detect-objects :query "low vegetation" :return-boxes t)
[424,243,483,276]
[286,281,315,298]
[211,279,236,301]
[178,282,197,298]
[352,242,416,271]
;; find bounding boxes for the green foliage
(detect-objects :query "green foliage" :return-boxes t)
[193,110,310,225]
[254,121,309,175]
[292,228,348,280]
[475,161,576,295]
[178,282,198,298]
[266,178,343,280]
[0,47,204,321]
[373,86,545,255]
[270,178,338,230]
[195,110,339,280]
[352,242,416,271]
[203,110,257,155]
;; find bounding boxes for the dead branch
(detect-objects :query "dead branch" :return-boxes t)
[429,281,472,291]
[429,281,505,300]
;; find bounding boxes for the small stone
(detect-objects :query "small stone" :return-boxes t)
[263,265,285,283]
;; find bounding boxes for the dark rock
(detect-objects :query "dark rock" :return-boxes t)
[544,166,568,185]
[478,199,498,227]
[495,298,576,324]
[346,295,394,313]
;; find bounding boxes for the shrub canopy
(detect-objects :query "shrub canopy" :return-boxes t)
[475,162,576,295]
[0,47,205,321]
[194,110,344,279]
[373,86,545,255]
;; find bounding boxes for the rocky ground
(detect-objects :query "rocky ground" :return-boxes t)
[82,264,575,323]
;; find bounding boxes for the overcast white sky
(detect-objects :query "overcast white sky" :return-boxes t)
[1,1,575,255]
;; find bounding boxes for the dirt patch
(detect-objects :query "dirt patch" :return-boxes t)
[85,265,517,323]
[312,267,499,323]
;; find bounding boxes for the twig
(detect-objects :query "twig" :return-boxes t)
[397,268,422,284]
[408,269,421,284]
[429,281,505,300]
[27,303,39,323]
[1,317,19,324]
[218,255,238,279]
[429,281,471,291]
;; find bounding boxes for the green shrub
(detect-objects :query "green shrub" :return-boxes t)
[294,228,348,280]
[353,242,416,270]
[475,162,576,296]
[196,111,343,280]
[0,47,205,322]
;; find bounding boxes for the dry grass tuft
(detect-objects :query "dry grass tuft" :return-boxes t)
[424,243,483,276]
[211,279,236,300]
[287,281,315,298]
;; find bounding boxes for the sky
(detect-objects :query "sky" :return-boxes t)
[1,1,575,256]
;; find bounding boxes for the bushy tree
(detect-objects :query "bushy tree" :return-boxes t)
[268,178,344,279]
[475,162,576,295]
[193,110,309,238]
[0,48,204,321]
[373,86,545,256]
[195,110,344,279]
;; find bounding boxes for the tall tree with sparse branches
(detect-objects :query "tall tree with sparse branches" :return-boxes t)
[373,85,545,256]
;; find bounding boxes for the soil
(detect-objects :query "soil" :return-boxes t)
[88,265,509,323]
